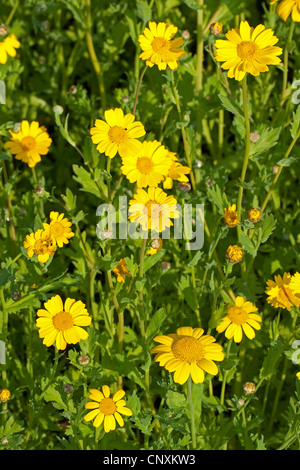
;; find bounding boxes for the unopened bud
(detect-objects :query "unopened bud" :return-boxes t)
[35,186,45,197]
[243,382,256,395]
[78,354,90,366]
[0,25,8,37]
[210,22,223,36]
[182,30,190,40]
[250,132,260,143]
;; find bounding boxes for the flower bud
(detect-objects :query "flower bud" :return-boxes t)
[243,382,256,395]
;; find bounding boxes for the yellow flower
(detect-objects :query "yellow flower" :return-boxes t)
[217,296,262,343]
[225,245,243,263]
[36,295,92,350]
[23,229,56,263]
[43,212,74,248]
[290,272,300,295]
[224,204,239,228]
[151,327,224,385]
[84,385,133,432]
[90,108,145,159]
[121,140,173,188]
[129,187,179,233]
[0,388,11,402]
[247,208,262,223]
[162,152,191,190]
[210,22,223,36]
[0,33,20,64]
[270,0,300,21]
[138,21,185,70]
[112,258,131,283]
[296,372,300,380]
[265,272,300,311]
[215,20,282,81]
[5,120,52,168]
[146,237,163,255]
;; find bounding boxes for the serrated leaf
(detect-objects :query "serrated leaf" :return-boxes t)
[249,127,281,158]
[259,340,284,379]
[136,0,152,22]
[143,248,166,273]
[240,231,257,256]
[260,214,276,244]
[146,307,166,342]
[72,164,102,199]
[218,93,243,117]
[291,106,300,139]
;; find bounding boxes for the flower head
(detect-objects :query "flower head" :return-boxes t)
[270,0,300,21]
[265,272,300,311]
[224,204,239,228]
[0,33,20,64]
[0,389,11,402]
[226,245,243,264]
[129,187,179,233]
[247,208,262,223]
[216,296,262,343]
[23,229,56,263]
[112,258,131,283]
[5,120,52,168]
[147,237,163,255]
[43,211,74,248]
[121,140,173,188]
[290,272,300,295]
[90,108,145,159]
[210,22,223,36]
[84,385,133,432]
[243,382,256,394]
[162,152,191,190]
[152,327,224,384]
[36,295,92,350]
[138,21,185,70]
[215,20,282,81]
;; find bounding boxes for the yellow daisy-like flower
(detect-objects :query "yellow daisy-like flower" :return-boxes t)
[224,204,239,228]
[270,0,300,21]
[225,244,243,264]
[23,229,56,263]
[290,272,300,295]
[265,272,300,311]
[138,21,185,70]
[216,296,262,343]
[146,237,163,255]
[112,258,131,283]
[36,295,92,350]
[296,372,300,380]
[43,212,74,248]
[0,33,20,64]
[215,20,282,81]
[247,208,262,223]
[0,388,11,402]
[90,108,145,159]
[121,140,173,188]
[162,152,191,190]
[84,385,133,432]
[151,327,224,385]
[129,187,179,233]
[5,120,52,168]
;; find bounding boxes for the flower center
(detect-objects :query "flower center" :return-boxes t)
[21,136,36,151]
[52,311,74,331]
[99,397,117,415]
[34,239,52,254]
[171,336,204,363]
[136,156,153,174]
[144,200,161,218]
[108,126,127,144]
[50,221,65,238]
[237,41,258,61]
[227,306,249,325]
[151,37,169,53]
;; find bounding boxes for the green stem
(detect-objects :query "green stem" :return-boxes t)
[85,0,106,110]
[39,348,60,400]
[187,377,197,449]
[139,237,147,341]
[195,0,204,157]
[281,21,295,102]
[220,338,233,406]
[5,0,19,25]
[132,66,147,116]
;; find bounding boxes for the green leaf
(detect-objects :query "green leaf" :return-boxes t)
[146,307,166,342]
[239,231,257,256]
[259,340,284,379]
[260,214,277,244]
[187,250,203,267]
[136,0,152,23]
[249,127,281,158]
[72,164,102,199]
[142,249,166,273]
[207,184,228,216]
[218,93,243,117]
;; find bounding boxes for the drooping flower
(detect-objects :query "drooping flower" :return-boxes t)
[36,295,92,350]
[0,33,20,65]
[90,108,145,159]
[112,258,131,283]
[43,212,74,248]
[5,120,52,168]
[210,22,223,36]
[216,296,262,343]
[121,140,173,188]
[151,327,224,385]
[225,244,243,263]
[162,152,191,190]
[247,208,262,223]
[138,21,185,70]
[224,204,239,228]
[215,20,282,81]
[129,187,179,233]
[270,0,300,22]
[84,385,133,432]
[265,272,300,311]
[23,229,56,263]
